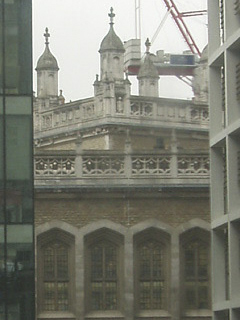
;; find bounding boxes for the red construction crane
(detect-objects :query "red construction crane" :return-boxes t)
[161,0,206,58]
[125,0,207,80]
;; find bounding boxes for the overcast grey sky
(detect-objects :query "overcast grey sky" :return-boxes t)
[33,0,208,102]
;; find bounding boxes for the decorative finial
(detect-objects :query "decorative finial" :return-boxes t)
[108,7,115,25]
[145,38,151,53]
[44,27,50,45]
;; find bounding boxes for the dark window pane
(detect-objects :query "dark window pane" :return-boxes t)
[57,246,68,279]
[43,242,69,311]
[139,241,165,310]
[91,246,103,279]
[152,247,163,278]
[0,12,3,91]
[105,245,117,279]
[184,239,209,310]
[186,283,196,309]
[105,282,117,310]
[44,282,55,311]
[91,282,103,310]
[44,247,54,279]
[0,100,3,223]
[140,245,151,278]
[140,281,151,309]
[90,242,117,310]
[152,281,163,309]
[198,283,208,309]
[57,282,68,311]
[6,226,34,320]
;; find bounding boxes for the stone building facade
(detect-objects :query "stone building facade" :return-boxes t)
[34,9,211,320]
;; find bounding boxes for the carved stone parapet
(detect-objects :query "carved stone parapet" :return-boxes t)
[34,151,210,186]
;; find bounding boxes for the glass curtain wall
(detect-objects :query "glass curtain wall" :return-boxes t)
[0,1,34,320]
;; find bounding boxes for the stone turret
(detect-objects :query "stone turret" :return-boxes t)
[192,45,208,103]
[99,7,125,81]
[137,39,159,97]
[94,8,131,116]
[36,28,59,98]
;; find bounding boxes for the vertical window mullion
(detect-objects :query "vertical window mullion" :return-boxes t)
[184,239,209,310]
[90,241,118,311]
[150,247,153,307]
[138,240,164,310]
[42,242,69,312]
[54,247,58,310]
[195,245,199,309]
[103,246,106,310]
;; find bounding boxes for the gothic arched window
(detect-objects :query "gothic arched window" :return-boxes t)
[138,240,166,310]
[180,227,211,313]
[37,229,75,314]
[90,241,118,310]
[183,239,209,310]
[43,242,69,311]
[85,229,123,314]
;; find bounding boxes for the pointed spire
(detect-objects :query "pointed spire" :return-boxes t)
[99,8,124,53]
[145,38,151,53]
[108,7,115,25]
[36,27,59,71]
[137,39,159,80]
[44,27,50,45]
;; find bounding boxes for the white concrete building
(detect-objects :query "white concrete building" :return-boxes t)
[208,1,240,319]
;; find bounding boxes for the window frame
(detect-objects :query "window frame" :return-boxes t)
[84,229,124,315]
[134,229,171,314]
[90,240,118,311]
[37,229,75,315]
[180,228,211,313]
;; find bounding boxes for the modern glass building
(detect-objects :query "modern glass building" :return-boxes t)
[0,0,34,320]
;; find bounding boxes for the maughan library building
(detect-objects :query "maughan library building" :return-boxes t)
[32,8,211,320]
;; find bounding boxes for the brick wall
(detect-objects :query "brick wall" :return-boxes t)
[35,190,210,228]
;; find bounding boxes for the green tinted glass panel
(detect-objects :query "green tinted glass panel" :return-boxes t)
[5,97,33,223]
[0,226,5,310]
[0,99,3,222]
[0,0,34,318]
[6,115,32,179]
[0,3,3,92]
[7,225,34,319]
[4,0,32,94]
[6,97,32,180]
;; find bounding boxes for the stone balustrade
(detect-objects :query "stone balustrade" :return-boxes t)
[34,96,209,135]
[34,151,210,188]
